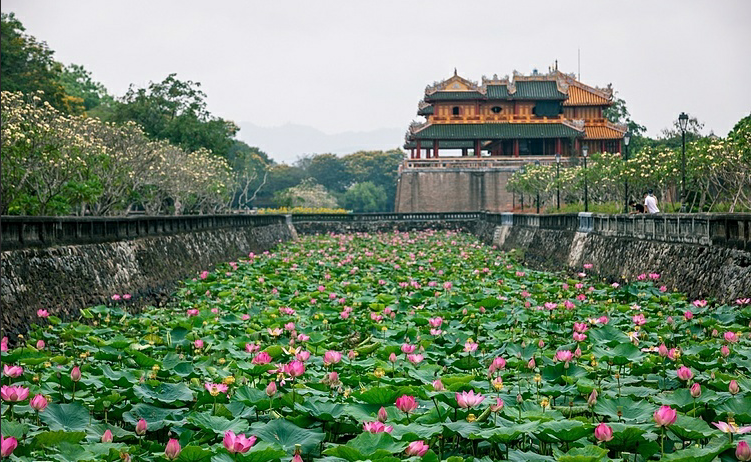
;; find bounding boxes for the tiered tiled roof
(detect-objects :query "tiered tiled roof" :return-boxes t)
[411,123,584,140]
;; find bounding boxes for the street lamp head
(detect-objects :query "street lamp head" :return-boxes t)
[624,131,631,146]
[582,145,588,158]
[678,112,689,132]
[555,153,561,164]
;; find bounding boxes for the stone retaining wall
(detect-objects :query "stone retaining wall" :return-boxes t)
[1,223,295,337]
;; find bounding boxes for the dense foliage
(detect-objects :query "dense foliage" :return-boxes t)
[2,231,750,461]
[507,115,751,213]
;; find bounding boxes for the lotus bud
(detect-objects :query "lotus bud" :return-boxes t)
[102,429,113,443]
[690,383,701,398]
[266,381,277,397]
[135,419,147,435]
[729,380,740,395]
[587,389,598,407]
[164,438,181,460]
[377,406,388,422]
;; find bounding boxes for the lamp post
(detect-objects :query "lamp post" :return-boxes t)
[520,165,525,211]
[582,145,589,212]
[555,153,561,210]
[534,160,541,214]
[679,112,689,212]
[623,131,631,213]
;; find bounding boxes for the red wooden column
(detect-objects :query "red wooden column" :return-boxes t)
[433,140,439,159]
[410,148,414,159]
[555,138,562,155]
[499,141,504,156]
[575,139,580,155]
[415,141,422,159]
[474,140,481,158]
[513,139,520,157]
[601,140,605,153]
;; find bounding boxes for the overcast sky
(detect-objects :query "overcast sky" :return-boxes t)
[4,0,750,152]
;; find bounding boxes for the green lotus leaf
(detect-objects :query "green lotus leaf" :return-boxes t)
[250,418,325,454]
[534,419,593,443]
[40,402,95,432]
[594,397,655,422]
[32,430,86,449]
[556,444,609,462]
[188,412,251,436]
[660,438,732,461]
[122,403,188,431]
[133,382,195,404]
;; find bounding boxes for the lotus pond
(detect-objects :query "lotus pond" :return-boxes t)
[2,230,751,461]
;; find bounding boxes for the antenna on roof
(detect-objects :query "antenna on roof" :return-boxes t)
[454,67,457,76]
[555,59,558,71]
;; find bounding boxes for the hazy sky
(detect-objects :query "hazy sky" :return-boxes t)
[4,0,751,141]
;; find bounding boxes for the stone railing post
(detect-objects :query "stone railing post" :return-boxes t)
[578,212,593,233]
[501,212,513,226]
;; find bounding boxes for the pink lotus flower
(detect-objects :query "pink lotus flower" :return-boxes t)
[729,379,740,395]
[584,263,593,269]
[1,436,18,458]
[389,353,398,363]
[725,331,739,343]
[187,309,199,317]
[401,343,416,354]
[135,418,147,435]
[297,333,310,342]
[489,357,506,373]
[653,405,677,427]
[296,350,311,361]
[405,440,429,457]
[3,365,23,378]
[432,379,445,391]
[637,273,647,281]
[573,332,587,342]
[111,294,121,301]
[594,423,613,442]
[443,282,453,290]
[363,421,393,433]
[407,354,424,364]
[395,395,418,414]
[245,343,260,354]
[490,397,504,412]
[284,360,305,377]
[632,314,646,326]
[464,339,478,353]
[30,394,48,411]
[123,294,131,300]
[659,285,667,292]
[692,299,707,308]
[611,282,620,288]
[164,438,181,460]
[101,429,113,443]
[713,421,751,434]
[223,430,257,453]
[205,383,229,395]
[563,300,575,310]
[37,309,49,318]
[555,350,573,363]
[527,357,536,369]
[193,339,204,349]
[36,340,45,349]
[684,311,694,321]
[0,337,7,352]
[668,348,679,361]
[544,302,558,310]
[266,381,277,397]
[428,317,443,327]
[430,328,442,336]
[573,322,588,333]
[690,383,701,398]
[252,352,272,365]
[292,454,303,462]
[649,273,660,280]
[377,406,388,422]
[658,344,668,357]
[676,366,694,381]
[323,351,342,366]
[267,327,283,337]
[455,390,485,409]
[1,385,29,402]
[737,441,751,461]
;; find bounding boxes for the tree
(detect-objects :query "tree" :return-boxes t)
[112,74,238,157]
[304,153,349,193]
[273,178,338,209]
[0,12,82,114]
[59,63,114,113]
[343,149,406,211]
[225,140,272,209]
[343,182,387,212]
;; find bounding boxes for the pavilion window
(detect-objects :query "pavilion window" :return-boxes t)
[491,106,502,114]
[452,106,461,116]
[533,101,562,117]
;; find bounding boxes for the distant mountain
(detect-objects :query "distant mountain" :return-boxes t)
[237,122,405,164]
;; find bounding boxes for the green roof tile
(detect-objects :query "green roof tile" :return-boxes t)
[403,140,474,149]
[417,105,434,115]
[411,123,583,140]
[514,81,566,100]
[486,85,509,99]
[426,91,485,101]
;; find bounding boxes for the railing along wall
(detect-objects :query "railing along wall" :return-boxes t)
[1,215,288,250]
[290,212,483,223]
[494,212,750,251]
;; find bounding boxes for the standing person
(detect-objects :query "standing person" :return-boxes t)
[644,190,660,214]
[629,200,645,214]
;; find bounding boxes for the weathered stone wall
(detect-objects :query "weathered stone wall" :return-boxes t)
[395,170,514,213]
[293,220,477,236]
[1,223,295,337]
[486,224,750,302]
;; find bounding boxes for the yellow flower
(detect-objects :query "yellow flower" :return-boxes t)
[373,368,385,379]
[466,413,477,423]
[217,358,226,365]
[222,376,235,385]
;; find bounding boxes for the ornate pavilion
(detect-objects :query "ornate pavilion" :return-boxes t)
[403,68,627,159]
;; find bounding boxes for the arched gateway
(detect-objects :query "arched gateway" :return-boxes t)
[395,68,627,212]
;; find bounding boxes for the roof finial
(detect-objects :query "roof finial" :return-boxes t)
[454,67,457,76]
[555,59,558,71]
